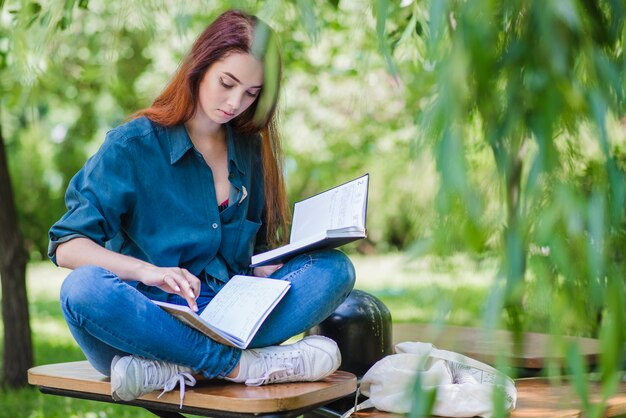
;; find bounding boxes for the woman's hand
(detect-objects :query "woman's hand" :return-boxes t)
[253,263,283,278]
[138,266,201,311]
[55,238,201,310]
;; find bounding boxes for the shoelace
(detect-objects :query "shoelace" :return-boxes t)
[141,360,196,408]
[245,350,304,386]
[157,371,196,408]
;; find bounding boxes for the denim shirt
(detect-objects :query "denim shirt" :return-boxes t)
[48,117,267,299]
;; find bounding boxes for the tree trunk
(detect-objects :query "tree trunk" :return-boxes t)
[0,117,33,387]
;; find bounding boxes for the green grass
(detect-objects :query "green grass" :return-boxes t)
[353,253,497,326]
[1,325,164,417]
[1,254,496,417]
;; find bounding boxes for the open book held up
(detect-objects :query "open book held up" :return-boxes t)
[154,275,290,349]
[250,174,369,268]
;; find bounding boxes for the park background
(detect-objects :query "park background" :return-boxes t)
[0,0,624,416]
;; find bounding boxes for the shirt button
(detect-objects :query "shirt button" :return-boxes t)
[212,223,218,229]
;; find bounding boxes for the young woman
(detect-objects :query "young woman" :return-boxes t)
[49,10,355,404]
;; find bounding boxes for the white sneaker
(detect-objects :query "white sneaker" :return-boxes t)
[228,335,341,386]
[110,355,196,407]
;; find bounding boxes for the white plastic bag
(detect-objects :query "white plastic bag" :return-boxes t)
[344,342,517,418]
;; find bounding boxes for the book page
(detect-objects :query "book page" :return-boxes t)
[291,174,368,243]
[199,275,290,344]
[153,302,235,346]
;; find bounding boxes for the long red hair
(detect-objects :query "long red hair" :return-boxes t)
[132,10,289,247]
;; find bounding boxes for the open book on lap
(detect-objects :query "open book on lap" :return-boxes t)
[250,174,369,268]
[154,275,290,349]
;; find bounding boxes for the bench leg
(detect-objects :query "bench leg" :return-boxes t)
[145,408,186,418]
[303,407,341,418]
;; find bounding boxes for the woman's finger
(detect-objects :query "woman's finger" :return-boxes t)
[182,269,201,298]
[162,274,180,292]
[169,270,198,312]
[158,269,198,311]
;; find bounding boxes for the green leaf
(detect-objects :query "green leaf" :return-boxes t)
[251,21,280,127]
[408,356,437,418]
[398,9,419,46]
[566,343,590,412]
[374,0,398,77]
[296,0,319,41]
[58,0,78,29]
[23,1,42,28]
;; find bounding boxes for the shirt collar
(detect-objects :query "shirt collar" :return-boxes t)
[167,124,194,165]
[225,124,246,177]
[166,123,245,176]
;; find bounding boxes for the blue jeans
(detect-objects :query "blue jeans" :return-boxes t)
[59,249,355,379]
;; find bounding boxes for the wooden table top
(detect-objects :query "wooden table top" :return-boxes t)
[28,361,357,413]
[511,378,626,418]
[393,323,603,369]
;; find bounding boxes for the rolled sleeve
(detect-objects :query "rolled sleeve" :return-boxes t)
[48,133,136,264]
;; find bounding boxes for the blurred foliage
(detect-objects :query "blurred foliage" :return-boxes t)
[400,0,626,335]
[380,0,625,415]
[2,0,625,414]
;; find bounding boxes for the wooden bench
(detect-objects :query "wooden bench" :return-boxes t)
[392,323,603,371]
[29,324,621,417]
[28,361,357,418]
[29,361,626,418]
